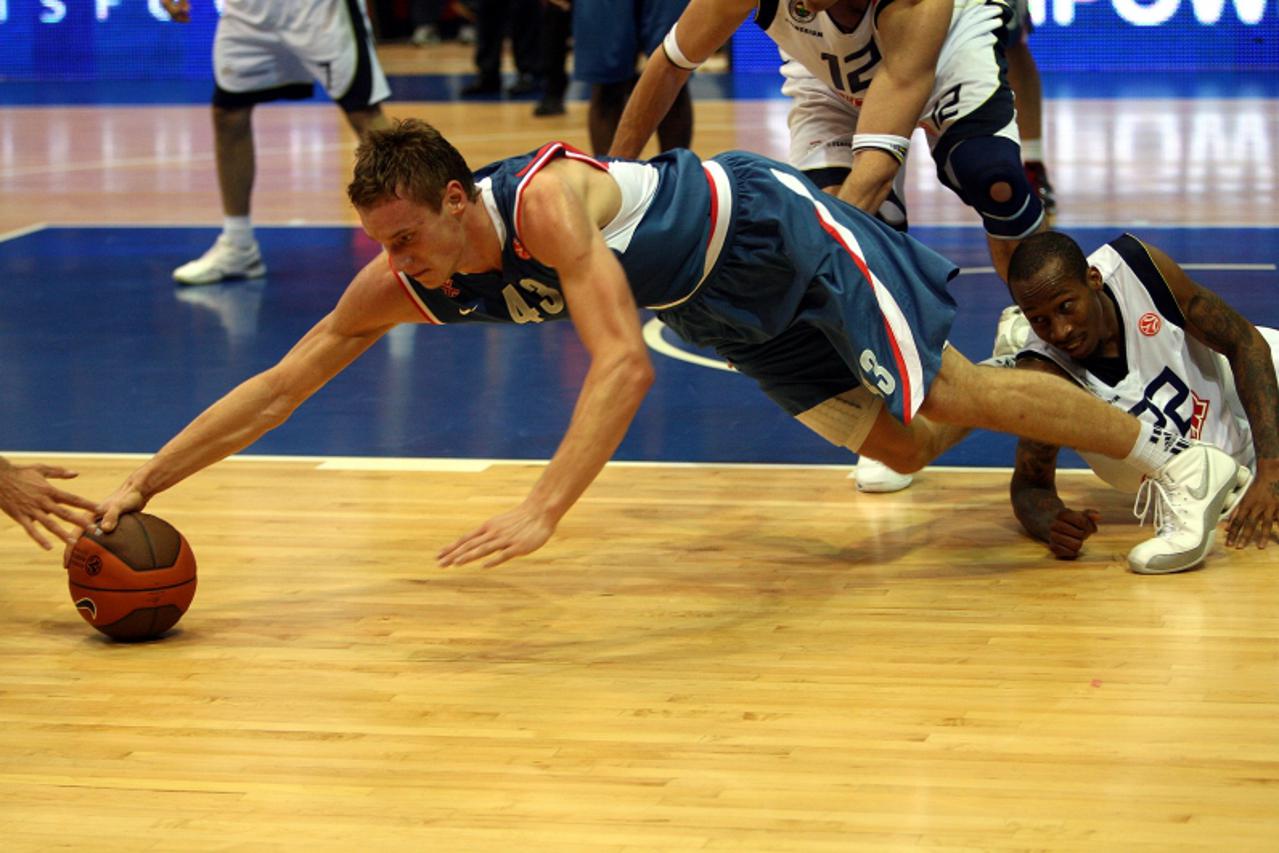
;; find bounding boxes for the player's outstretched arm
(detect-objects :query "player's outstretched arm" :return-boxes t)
[98,257,414,532]
[1011,437,1100,560]
[609,0,753,159]
[437,164,654,568]
[1147,241,1279,548]
[0,457,98,549]
[837,0,950,212]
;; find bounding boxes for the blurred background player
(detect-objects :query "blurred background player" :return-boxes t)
[163,0,392,285]
[1001,231,1275,571]
[574,0,694,154]
[1004,0,1056,223]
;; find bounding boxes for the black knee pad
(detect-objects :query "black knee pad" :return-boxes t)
[943,136,1043,239]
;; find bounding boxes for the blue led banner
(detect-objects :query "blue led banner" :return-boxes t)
[0,0,1275,80]
[0,0,218,81]
[732,0,1279,73]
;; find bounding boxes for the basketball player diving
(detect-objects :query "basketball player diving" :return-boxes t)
[93,121,1245,574]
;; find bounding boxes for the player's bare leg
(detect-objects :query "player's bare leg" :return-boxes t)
[344,105,392,139]
[173,104,265,285]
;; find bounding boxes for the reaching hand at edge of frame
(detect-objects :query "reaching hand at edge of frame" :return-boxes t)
[1226,457,1279,549]
[1046,507,1101,560]
[0,457,98,550]
[437,502,558,569]
[161,0,191,23]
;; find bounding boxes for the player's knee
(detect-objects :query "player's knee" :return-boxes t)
[944,136,1042,240]
[873,444,929,474]
[212,104,252,131]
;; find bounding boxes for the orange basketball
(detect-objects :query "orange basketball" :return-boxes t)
[65,512,197,642]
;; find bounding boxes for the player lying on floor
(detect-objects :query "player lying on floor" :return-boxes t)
[996,231,1277,572]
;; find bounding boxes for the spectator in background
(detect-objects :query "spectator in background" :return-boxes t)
[461,0,542,97]
[573,0,692,154]
[534,0,571,117]
[411,0,477,45]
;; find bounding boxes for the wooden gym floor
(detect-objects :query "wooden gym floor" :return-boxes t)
[1,47,1278,850]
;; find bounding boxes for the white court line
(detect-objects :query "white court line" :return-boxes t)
[0,129,571,181]
[959,262,1276,275]
[1181,263,1277,271]
[0,448,1099,476]
[51,221,361,229]
[0,223,47,243]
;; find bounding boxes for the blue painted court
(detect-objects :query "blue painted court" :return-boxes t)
[2,224,1276,468]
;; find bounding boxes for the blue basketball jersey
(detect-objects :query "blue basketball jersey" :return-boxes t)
[394,143,959,424]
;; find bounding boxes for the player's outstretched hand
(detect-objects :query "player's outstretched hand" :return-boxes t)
[1047,508,1101,560]
[0,459,98,550]
[95,484,148,535]
[438,504,556,568]
[161,0,191,23]
[1226,461,1279,549]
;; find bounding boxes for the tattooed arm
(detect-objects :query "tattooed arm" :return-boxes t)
[1147,241,1279,548]
[1010,356,1103,559]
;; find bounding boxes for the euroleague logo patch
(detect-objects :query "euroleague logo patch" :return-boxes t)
[789,0,817,23]
[1138,312,1162,336]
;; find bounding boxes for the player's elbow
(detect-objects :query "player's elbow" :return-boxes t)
[606,349,655,403]
[255,372,308,429]
[622,351,657,396]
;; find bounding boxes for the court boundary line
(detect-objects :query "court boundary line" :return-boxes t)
[0,449,1107,477]
[0,223,47,243]
[26,221,1279,232]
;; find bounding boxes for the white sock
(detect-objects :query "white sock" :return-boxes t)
[222,216,254,248]
[1021,138,1044,163]
[1124,421,1192,476]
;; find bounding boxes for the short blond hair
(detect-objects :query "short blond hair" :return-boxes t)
[348,118,476,211]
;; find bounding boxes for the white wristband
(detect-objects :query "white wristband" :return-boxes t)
[851,133,911,164]
[662,23,702,71]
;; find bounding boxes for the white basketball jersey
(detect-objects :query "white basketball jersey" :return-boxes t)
[761,0,1010,138]
[1022,235,1259,478]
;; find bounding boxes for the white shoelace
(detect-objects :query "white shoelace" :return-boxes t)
[1133,475,1178,535]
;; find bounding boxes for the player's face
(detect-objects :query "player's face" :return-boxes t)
[358,187,467,289]
[1014,265,1107,360]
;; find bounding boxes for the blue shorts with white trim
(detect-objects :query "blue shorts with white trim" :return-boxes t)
[659,151,959,425]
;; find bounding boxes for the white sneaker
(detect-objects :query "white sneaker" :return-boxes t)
[411,24,440,46]
[173,236,266,285]
[991,304,1032,359]
[853,456,913,493]
[1127,444,1252,574]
